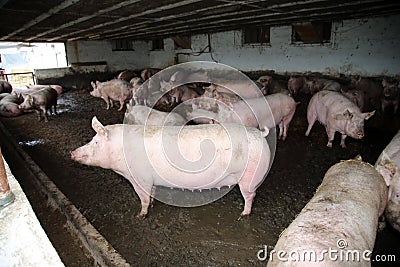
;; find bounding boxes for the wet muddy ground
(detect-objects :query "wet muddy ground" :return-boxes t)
[1,88,400,266]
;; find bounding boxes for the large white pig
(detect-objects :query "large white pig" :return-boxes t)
[375,130,400,232]
[268,158,388,266]
[125,105,186,126]
[188,93,297,140]
[71,117,271,217]
[305,90,375,148]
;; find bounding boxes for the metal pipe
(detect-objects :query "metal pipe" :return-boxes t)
[0,147,15,207]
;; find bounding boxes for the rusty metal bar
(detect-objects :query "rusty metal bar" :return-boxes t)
[0,146,15,207]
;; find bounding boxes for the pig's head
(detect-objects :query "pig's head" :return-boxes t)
[257,76,273,88]
[18,94,34,110]
[71,116,114,169]
[382,79,399,98]
[335,109,375,139]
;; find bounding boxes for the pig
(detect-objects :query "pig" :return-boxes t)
[140,68,161,81]
[0,80,12,94]
[160,69,209,94]
[267,158,388,267]
[202,82,265,99]
[117,70,137,82]
[26,84,63,95]
[341,87,366,112]
[287,76,308,96]
[381,79,399,115]
[129,77,143,105]
[71,117,271,217]
[90,79,132,111]
[305,90,375,148]
[305,78,341,94]
[189,93,297,140]
[351,77,383,111]
[0,93,23,117]
[257,76,290,95]
[18,87,58,122]
[125,105,186,126]
[169,85,200,104]
[375,130,400,232]
[203,87,241,109]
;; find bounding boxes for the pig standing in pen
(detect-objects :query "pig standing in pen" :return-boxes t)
[375,130,400,232]
[267,158,388,267]
[188,93,297,141]
[71,117,271,217]
[18,87,58,122]
[90,79,132,111]
[305,90,375,148]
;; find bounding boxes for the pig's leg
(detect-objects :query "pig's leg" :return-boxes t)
[282,110,295,141]
[305,112,317,136]
[238,183,256,216]
[53,103,57,115]
[326,127,336,148]
[118,98,124,111]
[132,183,152,218]
[150,186,156,208]
[340,134,347,148]
[42,107,49,122]
[35,110,42,121]
[278,121,284,140]
[102,96,110,110]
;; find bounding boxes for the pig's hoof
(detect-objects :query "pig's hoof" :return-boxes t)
[326,143,333,148]
[340,144,347,148]
[136,213,147,219]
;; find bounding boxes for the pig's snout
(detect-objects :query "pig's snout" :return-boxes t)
[356,131,364,139]
[70,150,76,160]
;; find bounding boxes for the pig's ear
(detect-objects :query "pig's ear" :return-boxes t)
[363,110,375,120]
[376,163,396,186]
[92,116,108,139]
[90,81,96,88]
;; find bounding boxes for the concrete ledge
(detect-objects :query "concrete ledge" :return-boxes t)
[0,158,64,266]
[0,121,130,267]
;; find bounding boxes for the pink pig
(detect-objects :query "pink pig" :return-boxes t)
[71,117,271,218]
[305,90,375,148]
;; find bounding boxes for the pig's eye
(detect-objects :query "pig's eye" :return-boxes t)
[395,193,400,200]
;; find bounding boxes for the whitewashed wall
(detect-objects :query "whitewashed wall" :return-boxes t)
[66,14,400,76]
[65,40,149,71]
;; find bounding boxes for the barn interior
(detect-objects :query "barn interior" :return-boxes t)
[0,0,400,266]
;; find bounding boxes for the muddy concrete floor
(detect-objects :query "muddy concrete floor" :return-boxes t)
[1,89,400,266]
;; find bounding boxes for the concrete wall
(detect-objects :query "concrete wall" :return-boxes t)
[65,40,149,71]
[65,14,400,77]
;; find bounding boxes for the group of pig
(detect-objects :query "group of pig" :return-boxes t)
[90,68,400,149]
[0,79,61,121]
[288,75,400,115]
[75,67,391,220]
